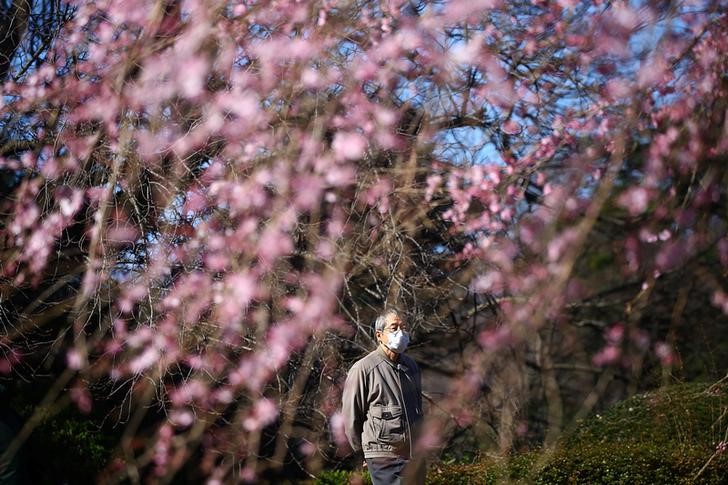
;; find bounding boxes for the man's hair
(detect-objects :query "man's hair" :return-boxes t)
[374,309,400,334]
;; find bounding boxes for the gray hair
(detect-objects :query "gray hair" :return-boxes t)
[374,309,400,334]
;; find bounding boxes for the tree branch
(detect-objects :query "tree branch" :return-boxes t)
[0,0,31,81]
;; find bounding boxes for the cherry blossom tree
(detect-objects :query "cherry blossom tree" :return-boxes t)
[1,0,726,481]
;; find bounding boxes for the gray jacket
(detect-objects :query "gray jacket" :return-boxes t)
[341,346,423,459]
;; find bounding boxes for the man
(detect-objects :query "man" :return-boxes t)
[341,309,425,485]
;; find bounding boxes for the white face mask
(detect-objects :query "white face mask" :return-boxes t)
[384,329,410,353]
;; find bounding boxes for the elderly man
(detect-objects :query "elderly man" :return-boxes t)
[341,309,425,485]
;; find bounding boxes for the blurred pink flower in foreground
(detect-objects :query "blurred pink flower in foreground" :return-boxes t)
[332,132,367,160]
[243,398,279,431]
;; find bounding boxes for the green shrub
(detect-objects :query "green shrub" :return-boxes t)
[428,382,728,484]
[427,461,500,484]
[537,381,728,484]
[315,468,372,485]
[23,412,114,484]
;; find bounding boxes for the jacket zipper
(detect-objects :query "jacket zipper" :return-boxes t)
[396,366,413,459]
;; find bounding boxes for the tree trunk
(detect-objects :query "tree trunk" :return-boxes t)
[0,0,31,80]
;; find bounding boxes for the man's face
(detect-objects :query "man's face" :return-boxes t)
[377,313,407,346]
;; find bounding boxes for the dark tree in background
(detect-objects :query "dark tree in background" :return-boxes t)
[0,0,726,482]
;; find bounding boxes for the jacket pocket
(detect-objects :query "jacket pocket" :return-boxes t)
[370,405,405,445]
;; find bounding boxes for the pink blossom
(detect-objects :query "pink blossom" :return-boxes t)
[301,68,321,88]
[23,227,54,273]
[471,272,503,293]
[655,240,688,271]
[217,91,261,121]
[67,349,84,370]
[716,441,727,454]
[129,347,160,374]
[213,388,234,405]
[425,174,442,201]
[70,382,92,414]
[606,78,634,99]
[654,342,674,367]
[501,119,521,135]
[177,56,209,98]
[415,421,442,453]
[605,324,624,344]
[618,187,650,216]
[324,165,355,187]
[316,8,326,26]
[183,189,208,214]
[240,467,256,483]
[169,410,195,428]
[107,223,139,244]
[56,187,84,217]
[450,38,482,65]
[329,412,348,449]
[711,291,728,315]
[628,329,648,350]
[592,345,621,367]
[105,340,124,355]
[547,228,579,262]
[719,238,728,269]
[331,132,367,160]
[243,398,279,431]
[126,327,153,348]
[316,240,336,261]
[216,271,256,323]
[118,285,148,314]
[478,326,512,350]
[226,272,256,308]
[170,380,208,406]
[442,0,501,22]
[299,440,317,457]
[292,175,324,210]
[257,226,293,267]
[609,2,640,31]
[557,0,579,9]
[0,349,21,374]
[637,56,669,88]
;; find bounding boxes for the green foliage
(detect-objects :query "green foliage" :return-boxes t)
[315,469,372,485]
[584,249,613,272]
[426,382,728,484]
[535,444,723,484]
[24,411,114,484]
[535,381,728,484]
[564,382,725,449]
[427,453,543,484]
[5,378,119,483]
[427,461,501,484]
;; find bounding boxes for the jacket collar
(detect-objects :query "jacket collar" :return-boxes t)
[376,345,410,372]
[376,344,396,363]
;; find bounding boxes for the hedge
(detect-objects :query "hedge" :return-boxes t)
[317,382,728,484]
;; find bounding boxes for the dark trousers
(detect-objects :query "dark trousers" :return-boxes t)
[366,457,426,485]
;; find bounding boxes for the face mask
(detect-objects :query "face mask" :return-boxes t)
[384,329,410,353]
